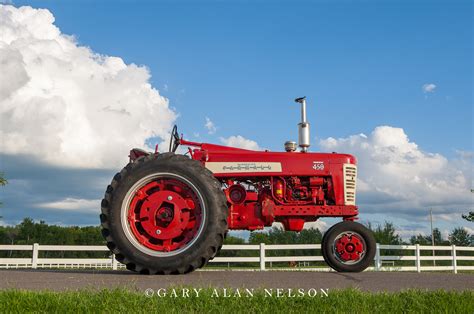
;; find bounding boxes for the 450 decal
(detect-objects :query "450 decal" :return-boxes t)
[312,161,324,171]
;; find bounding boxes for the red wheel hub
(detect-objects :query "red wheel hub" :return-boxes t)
[127,178,202,253]
[334,233,365,263]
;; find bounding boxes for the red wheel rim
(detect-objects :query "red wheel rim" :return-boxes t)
[124,174,204,255]
[333,232,366,264]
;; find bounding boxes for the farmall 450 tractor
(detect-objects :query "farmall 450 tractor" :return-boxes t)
[100,97,376,274]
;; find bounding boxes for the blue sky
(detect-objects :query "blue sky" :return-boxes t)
[1,1,472,239]
[15,0,472,156]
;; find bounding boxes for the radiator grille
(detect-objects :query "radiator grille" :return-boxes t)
[343,164,357,205]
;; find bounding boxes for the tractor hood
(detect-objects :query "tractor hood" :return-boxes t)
[180,139,356,178]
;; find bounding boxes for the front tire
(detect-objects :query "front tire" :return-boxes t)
[100,153,228,274]
[322,221,376,272]
[321,223,336,269]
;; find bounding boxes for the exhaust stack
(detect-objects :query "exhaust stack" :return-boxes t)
[295,96,310,152]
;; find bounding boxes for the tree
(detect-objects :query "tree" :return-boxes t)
[249,226,322,245]
[298,228,322,244]
[449,227,473,246]
[223,235,245,245]
[366,222,402,245]
[249,231,270,244]
[462,189,473,222]
[462,212,474,222]
[18,217,35,244]
[410,228,448,245]
[5,228,18,245]
[410,234,430,245]
[0,171,6,215]
[0,172,6,187]
[426,228,447,245]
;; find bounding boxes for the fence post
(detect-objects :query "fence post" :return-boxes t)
[259,243,266,271]
[452,245,457,274]
[112,254,118,270]
[415,244,421,273]
[375,243,381,271]
[32,243,39,269]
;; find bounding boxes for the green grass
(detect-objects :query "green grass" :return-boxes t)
[0,288,472,313]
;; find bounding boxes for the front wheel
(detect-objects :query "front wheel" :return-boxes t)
[322,221,376,272]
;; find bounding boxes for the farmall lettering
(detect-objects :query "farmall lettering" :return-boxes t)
[312,161,324,171]
[101,96,376,275]
[205,162,283,173]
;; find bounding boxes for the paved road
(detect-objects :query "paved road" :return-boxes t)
[0,270,473,292]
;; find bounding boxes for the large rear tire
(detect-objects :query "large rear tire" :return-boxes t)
[322,221,375,272]
[100,153,228,274]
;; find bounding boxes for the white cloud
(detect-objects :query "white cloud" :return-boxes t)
[441,229,450,241]
[205,117,217,134]
[320,126,472,219]
[272,220,327,232]
[432,213,458,222]
[220,135,261,150]
[38,197,100,213]
[422,83,436,93]
[303,220,328,231]
[396,228,427,239]
[0,5,177,169]
[463,226,474,234]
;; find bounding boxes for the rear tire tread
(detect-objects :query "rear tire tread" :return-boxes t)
[100,153,228,274]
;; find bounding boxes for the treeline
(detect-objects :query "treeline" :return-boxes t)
[0,218,472,247]
[0,218,105,246]
[368,222,473,247]
[0,218,106,258]
[0,218,471,264]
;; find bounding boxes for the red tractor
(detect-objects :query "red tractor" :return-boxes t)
[100,97,376,274]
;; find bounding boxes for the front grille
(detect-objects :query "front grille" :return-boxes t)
[343,164,357,205]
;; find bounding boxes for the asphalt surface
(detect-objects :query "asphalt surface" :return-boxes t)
[0,270,473,292]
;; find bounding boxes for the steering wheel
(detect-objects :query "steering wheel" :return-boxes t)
[169,125,180,152]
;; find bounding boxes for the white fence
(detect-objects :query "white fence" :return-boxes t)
[0,243,473,273]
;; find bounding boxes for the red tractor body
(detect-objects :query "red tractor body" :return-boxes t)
[103,97,375,274]
[176,140,359,232]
